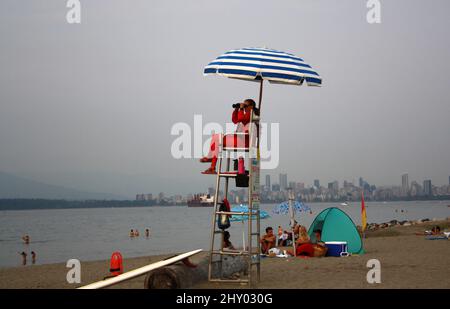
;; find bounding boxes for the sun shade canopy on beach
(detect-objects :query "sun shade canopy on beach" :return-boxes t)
[308,207,364,254]
[272,201,311,215]
[230,204,270,222]
[204,47,322,86]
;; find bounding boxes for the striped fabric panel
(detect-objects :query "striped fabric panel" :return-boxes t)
[204,47,322,86]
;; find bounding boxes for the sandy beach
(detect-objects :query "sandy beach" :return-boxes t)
[1,219,449,289]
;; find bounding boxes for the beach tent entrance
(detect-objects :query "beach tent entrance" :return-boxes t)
[308,207,364,254]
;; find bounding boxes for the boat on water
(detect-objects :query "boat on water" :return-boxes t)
[340,202,349,206]
[187,194,214,207]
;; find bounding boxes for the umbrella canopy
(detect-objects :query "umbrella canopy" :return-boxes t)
[204,47,322,86]
[230,204,270,222]
[272,201,311,215]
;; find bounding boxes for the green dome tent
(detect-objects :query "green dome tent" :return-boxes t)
[308,207,364,254]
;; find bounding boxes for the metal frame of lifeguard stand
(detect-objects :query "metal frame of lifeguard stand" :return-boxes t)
[207,109,261,286]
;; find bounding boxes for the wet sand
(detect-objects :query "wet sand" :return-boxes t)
[1,220,449,289]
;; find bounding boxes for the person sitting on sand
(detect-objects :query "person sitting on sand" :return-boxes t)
[145,228,150,238]
[31,251,36,264]
[312,229,325,245]
[286,221,301,243]
[129,229,134,237]
[431,226,441,235]
[134,229,140,237]
[260,227,276,254]
[223,231,236,250]
[278,230,289,246]
[287,226,315,257]
[20,251,27,265]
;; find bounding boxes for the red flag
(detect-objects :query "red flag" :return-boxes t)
[361,191,367,232]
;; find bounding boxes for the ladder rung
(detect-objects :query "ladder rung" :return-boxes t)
[250,232,260,236]
[223,147,249,152]
[214,230,223,234]
[209,278,249,283]
[218,172,237,178]
[215,211,253,216]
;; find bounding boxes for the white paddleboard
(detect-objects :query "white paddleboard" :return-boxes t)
[78,249,203,289]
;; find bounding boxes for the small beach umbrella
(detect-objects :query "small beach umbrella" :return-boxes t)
[272,200,311,216]
[230,204,270,222]
[204,47,322,111]
[229,204,270,250]
[272,189,311,256]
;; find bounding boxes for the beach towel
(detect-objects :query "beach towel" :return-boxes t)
[425,235,448,240]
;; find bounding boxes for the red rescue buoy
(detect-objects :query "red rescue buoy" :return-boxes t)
[109,251,123,276]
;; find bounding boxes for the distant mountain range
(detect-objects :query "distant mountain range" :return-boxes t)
[0,171,126,200]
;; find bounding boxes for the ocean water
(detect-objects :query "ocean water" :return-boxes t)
[0,201,449,268]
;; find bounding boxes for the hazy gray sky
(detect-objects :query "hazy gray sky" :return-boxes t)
[1,0,449,197]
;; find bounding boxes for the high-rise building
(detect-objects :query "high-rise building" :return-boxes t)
[296,182,305,190]
[328,181,339,192]
[272,184,280,192]
[265,175,271,191]
[279,173,288,191]
[448,176,450,185]
[208,187,215,196]
[288,181,296,190]
[314,179,320,188]
[359,177,364,188]
[423,180,432,196]
[402,173,409,194]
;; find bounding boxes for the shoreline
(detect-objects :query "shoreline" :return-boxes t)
[1,199,449,212]
[1,219,448,289]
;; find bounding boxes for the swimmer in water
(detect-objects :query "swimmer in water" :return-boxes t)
[20,251,27,265]
[22,234,30,245]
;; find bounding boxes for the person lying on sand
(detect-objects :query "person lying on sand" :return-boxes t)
[129,229,134,237]
[415,225,443,236]
[260,227,276,254]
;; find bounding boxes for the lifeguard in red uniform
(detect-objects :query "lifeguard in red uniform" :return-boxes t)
[200,99,258,174]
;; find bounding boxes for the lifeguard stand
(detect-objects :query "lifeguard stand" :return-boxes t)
[207,111,261,285]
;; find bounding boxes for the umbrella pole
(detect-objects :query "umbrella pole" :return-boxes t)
[257,79,264,112]
[288,190,296,257]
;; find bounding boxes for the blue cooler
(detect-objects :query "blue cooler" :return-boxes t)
[325,241,348,257]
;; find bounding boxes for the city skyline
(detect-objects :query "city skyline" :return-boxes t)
[134,172,450,205]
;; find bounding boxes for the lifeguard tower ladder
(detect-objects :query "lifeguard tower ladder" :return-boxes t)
[207,111,261,286]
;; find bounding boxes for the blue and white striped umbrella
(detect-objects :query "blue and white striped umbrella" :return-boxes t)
[230,204,270,222]
[204,47,322,86]
[272,201,311,215]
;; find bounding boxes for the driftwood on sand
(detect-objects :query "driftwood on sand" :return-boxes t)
[144,255,248,289]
